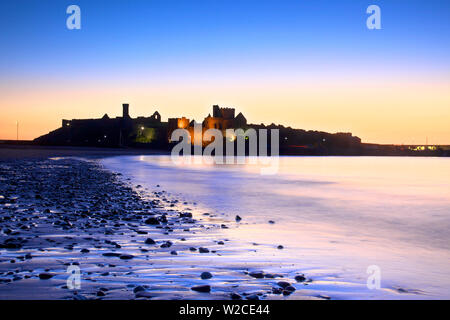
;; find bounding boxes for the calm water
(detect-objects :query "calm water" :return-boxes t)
[102,156,450,299]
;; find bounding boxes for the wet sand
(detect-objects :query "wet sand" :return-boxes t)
[0,147,313,300]
[0,145,168,160]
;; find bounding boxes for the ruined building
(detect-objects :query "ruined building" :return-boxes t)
[34,103,362,155]
[35,104,165,147]
[167,105,248,144]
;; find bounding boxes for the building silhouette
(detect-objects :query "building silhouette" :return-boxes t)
[34,102,364,155]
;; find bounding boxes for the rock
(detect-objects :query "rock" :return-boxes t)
[199,247,209,253]
[277,245,284,249]
[235,215,242,222]
[160,241,172,248]
[145,238,156,245]
[159,215,168,223]
[295,274,306,282]
[200,272,213,280]
[39,272,54,280]
[170,250,177,255]
[133,285,146,293]
[285,285,296,292]
[180,212,192,218]
[102,252,121,257]
[135,291,154,298]
[80,248,90,253]
[191,285,211,293]
[144,217,159,225]
[277,281,291,289]
[217,241,224,245]
[96,291,105,297]
[246,294,260,300]
[119,254,134,260]
[249,271,264,279]
[282,290,292,296]
[268,220,275,224]
[272,287,283,294]
[230,293,242,300]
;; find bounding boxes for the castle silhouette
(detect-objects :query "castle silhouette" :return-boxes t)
[35,104,249,148]
[34,103,363,155]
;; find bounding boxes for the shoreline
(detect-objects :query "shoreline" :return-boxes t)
[0,155,312,300]
[0,145,169,161]
[1,145,448,162]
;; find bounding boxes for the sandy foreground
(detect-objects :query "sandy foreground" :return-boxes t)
[0,146,313,300]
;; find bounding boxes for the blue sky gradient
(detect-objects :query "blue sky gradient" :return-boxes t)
[0,0,449,143]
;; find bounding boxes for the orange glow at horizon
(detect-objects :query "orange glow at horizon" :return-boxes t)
[0,77,449,145]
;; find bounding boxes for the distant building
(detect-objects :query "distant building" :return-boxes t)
[167,105,248,144]
[34,102,363,155]
[36,104,165,147]
[203,105,247,130]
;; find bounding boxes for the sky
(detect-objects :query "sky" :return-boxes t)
[0,0,449,144]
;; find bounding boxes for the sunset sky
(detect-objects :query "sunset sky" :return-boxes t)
[0,0,449,144]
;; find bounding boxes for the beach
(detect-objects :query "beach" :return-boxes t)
[1,146,449,300]
[0,146,310,300]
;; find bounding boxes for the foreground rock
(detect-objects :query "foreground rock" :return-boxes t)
[0,157,310,300]
[191,285,211,293]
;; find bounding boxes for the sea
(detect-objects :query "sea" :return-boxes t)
[101,155,450,299]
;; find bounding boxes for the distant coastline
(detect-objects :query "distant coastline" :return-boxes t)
[0,143,449,159]
[3,102,445,157]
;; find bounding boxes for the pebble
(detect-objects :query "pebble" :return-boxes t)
[249,271,264,279]
[191,285,211,293]
[119,254,134,260]
[295,274,306,282]
[277,281,291,289]
[133,285,146,293]
[144,217,159,225]
[38,272,54,280]
[230,293,242,300]
[200,272,213,280]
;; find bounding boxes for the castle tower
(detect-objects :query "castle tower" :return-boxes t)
[213,105,221,117]
[122,103,130,118]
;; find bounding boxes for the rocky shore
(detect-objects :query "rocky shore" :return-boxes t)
[0,156,312,300]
